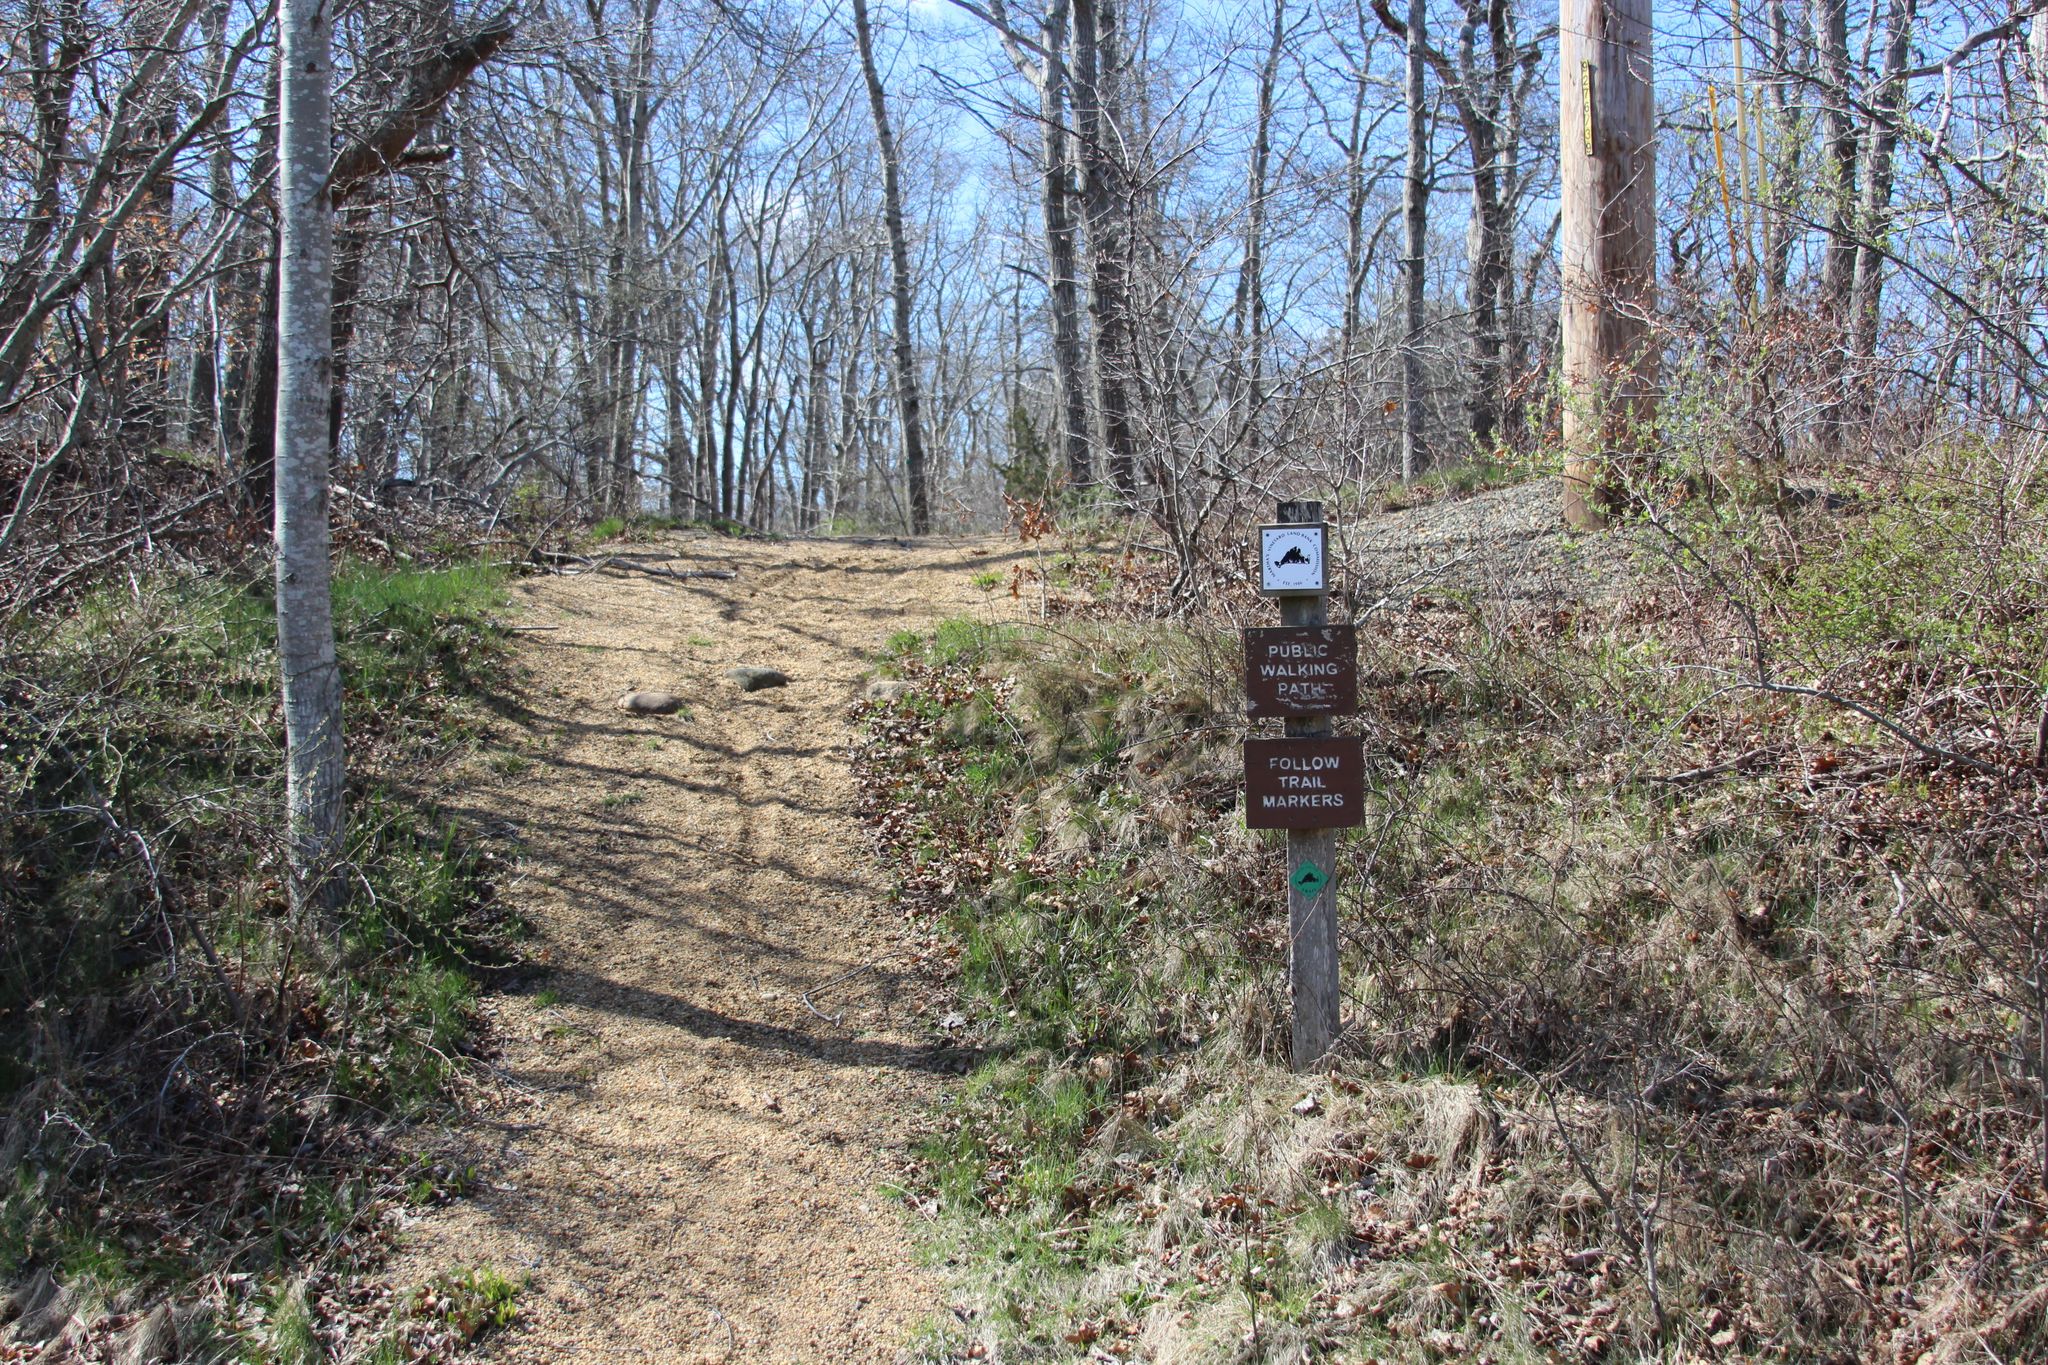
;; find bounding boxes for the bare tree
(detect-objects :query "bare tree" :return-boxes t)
[1073,0,1137,495]
[274,0,344,909]
[1401,0,1429,481]
[852,0,931,532]
[1375,0,1542,455]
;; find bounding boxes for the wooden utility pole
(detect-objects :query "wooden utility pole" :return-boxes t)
[1559,0,1657,530]
[1244,500,1361,1070]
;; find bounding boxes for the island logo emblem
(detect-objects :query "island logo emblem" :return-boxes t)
[1258,524,1327,594]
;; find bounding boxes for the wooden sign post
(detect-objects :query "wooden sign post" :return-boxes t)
[1244,499,1359,1071]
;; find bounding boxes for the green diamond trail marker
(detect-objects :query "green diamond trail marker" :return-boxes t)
[1290,859,1328,899]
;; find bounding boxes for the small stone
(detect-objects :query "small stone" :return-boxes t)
[729,666,788,692]
[864,678,909,703]
[1293,1094,1322,1117]
[617,691,685,715]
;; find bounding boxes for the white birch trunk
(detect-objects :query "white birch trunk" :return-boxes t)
[275,0,345,911]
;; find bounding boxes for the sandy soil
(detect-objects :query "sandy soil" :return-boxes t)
[396,532,1024,1364]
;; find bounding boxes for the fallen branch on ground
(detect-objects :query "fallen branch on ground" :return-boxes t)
[532,550,736,582]
[1647,746,1780,785]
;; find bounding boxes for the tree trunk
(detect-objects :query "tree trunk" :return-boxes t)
[275,0,345,912]
[1846,0,1918,367]
[1812,0,1856,454]
[326,200,368,463]
[1401,0,1429,482]
[1758,0,1798,302]
[232,252,281,513]
[1040,0,1092,492]
[1233,0,1284,466]
[698,230,726,518]
[1558,0,1657,529]
[603,0,657,515]
[2033,11,2048,160]
[1073,0,1138,497]
[1464,0,1515,454]
[354,233,422,489]
[112,115,178,450]
[799,312,832,527]
[852,0,931,533]
[1814,0,1857,317]
[0,0,86,353]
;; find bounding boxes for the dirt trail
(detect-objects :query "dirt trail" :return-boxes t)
[399,533,1022,1363]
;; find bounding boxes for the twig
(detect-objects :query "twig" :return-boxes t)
[1744,679,2006,776]
[537,548,684,563]
[11,484,232,614]
[799,953,905,1025]
[0,375,93,559]
[1646,745,1778,785]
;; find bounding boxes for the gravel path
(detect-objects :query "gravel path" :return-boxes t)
[1336,476,1640,608]
[395,534,1025,1363]
[389,488,1620,1362]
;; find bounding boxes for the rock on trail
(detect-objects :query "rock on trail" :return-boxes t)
[729,665,790,693]
[396,532,1025,1364]
[616,690,687,714]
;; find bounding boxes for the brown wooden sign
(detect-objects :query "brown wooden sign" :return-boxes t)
[1243,736,1367,829]
[1244,624,1357,718]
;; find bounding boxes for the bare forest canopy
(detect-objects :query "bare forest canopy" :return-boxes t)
[1,0,2043,599]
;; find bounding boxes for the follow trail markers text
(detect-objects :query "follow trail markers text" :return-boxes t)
[1243,500,1360,1071]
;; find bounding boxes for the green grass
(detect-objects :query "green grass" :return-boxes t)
[418,1264,522,1337]
[588,513,684,542]
[1380,457,1525,509]
[362,1264,522,1361]
[0,557,522,1339]
[262,1281,319,1365]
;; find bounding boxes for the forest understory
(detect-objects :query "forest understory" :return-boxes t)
[1,444,2044,1363]
[855,461,2048,1364]
[6,0,2048,1358]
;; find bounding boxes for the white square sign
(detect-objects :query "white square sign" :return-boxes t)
[1259,523,1327,595]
